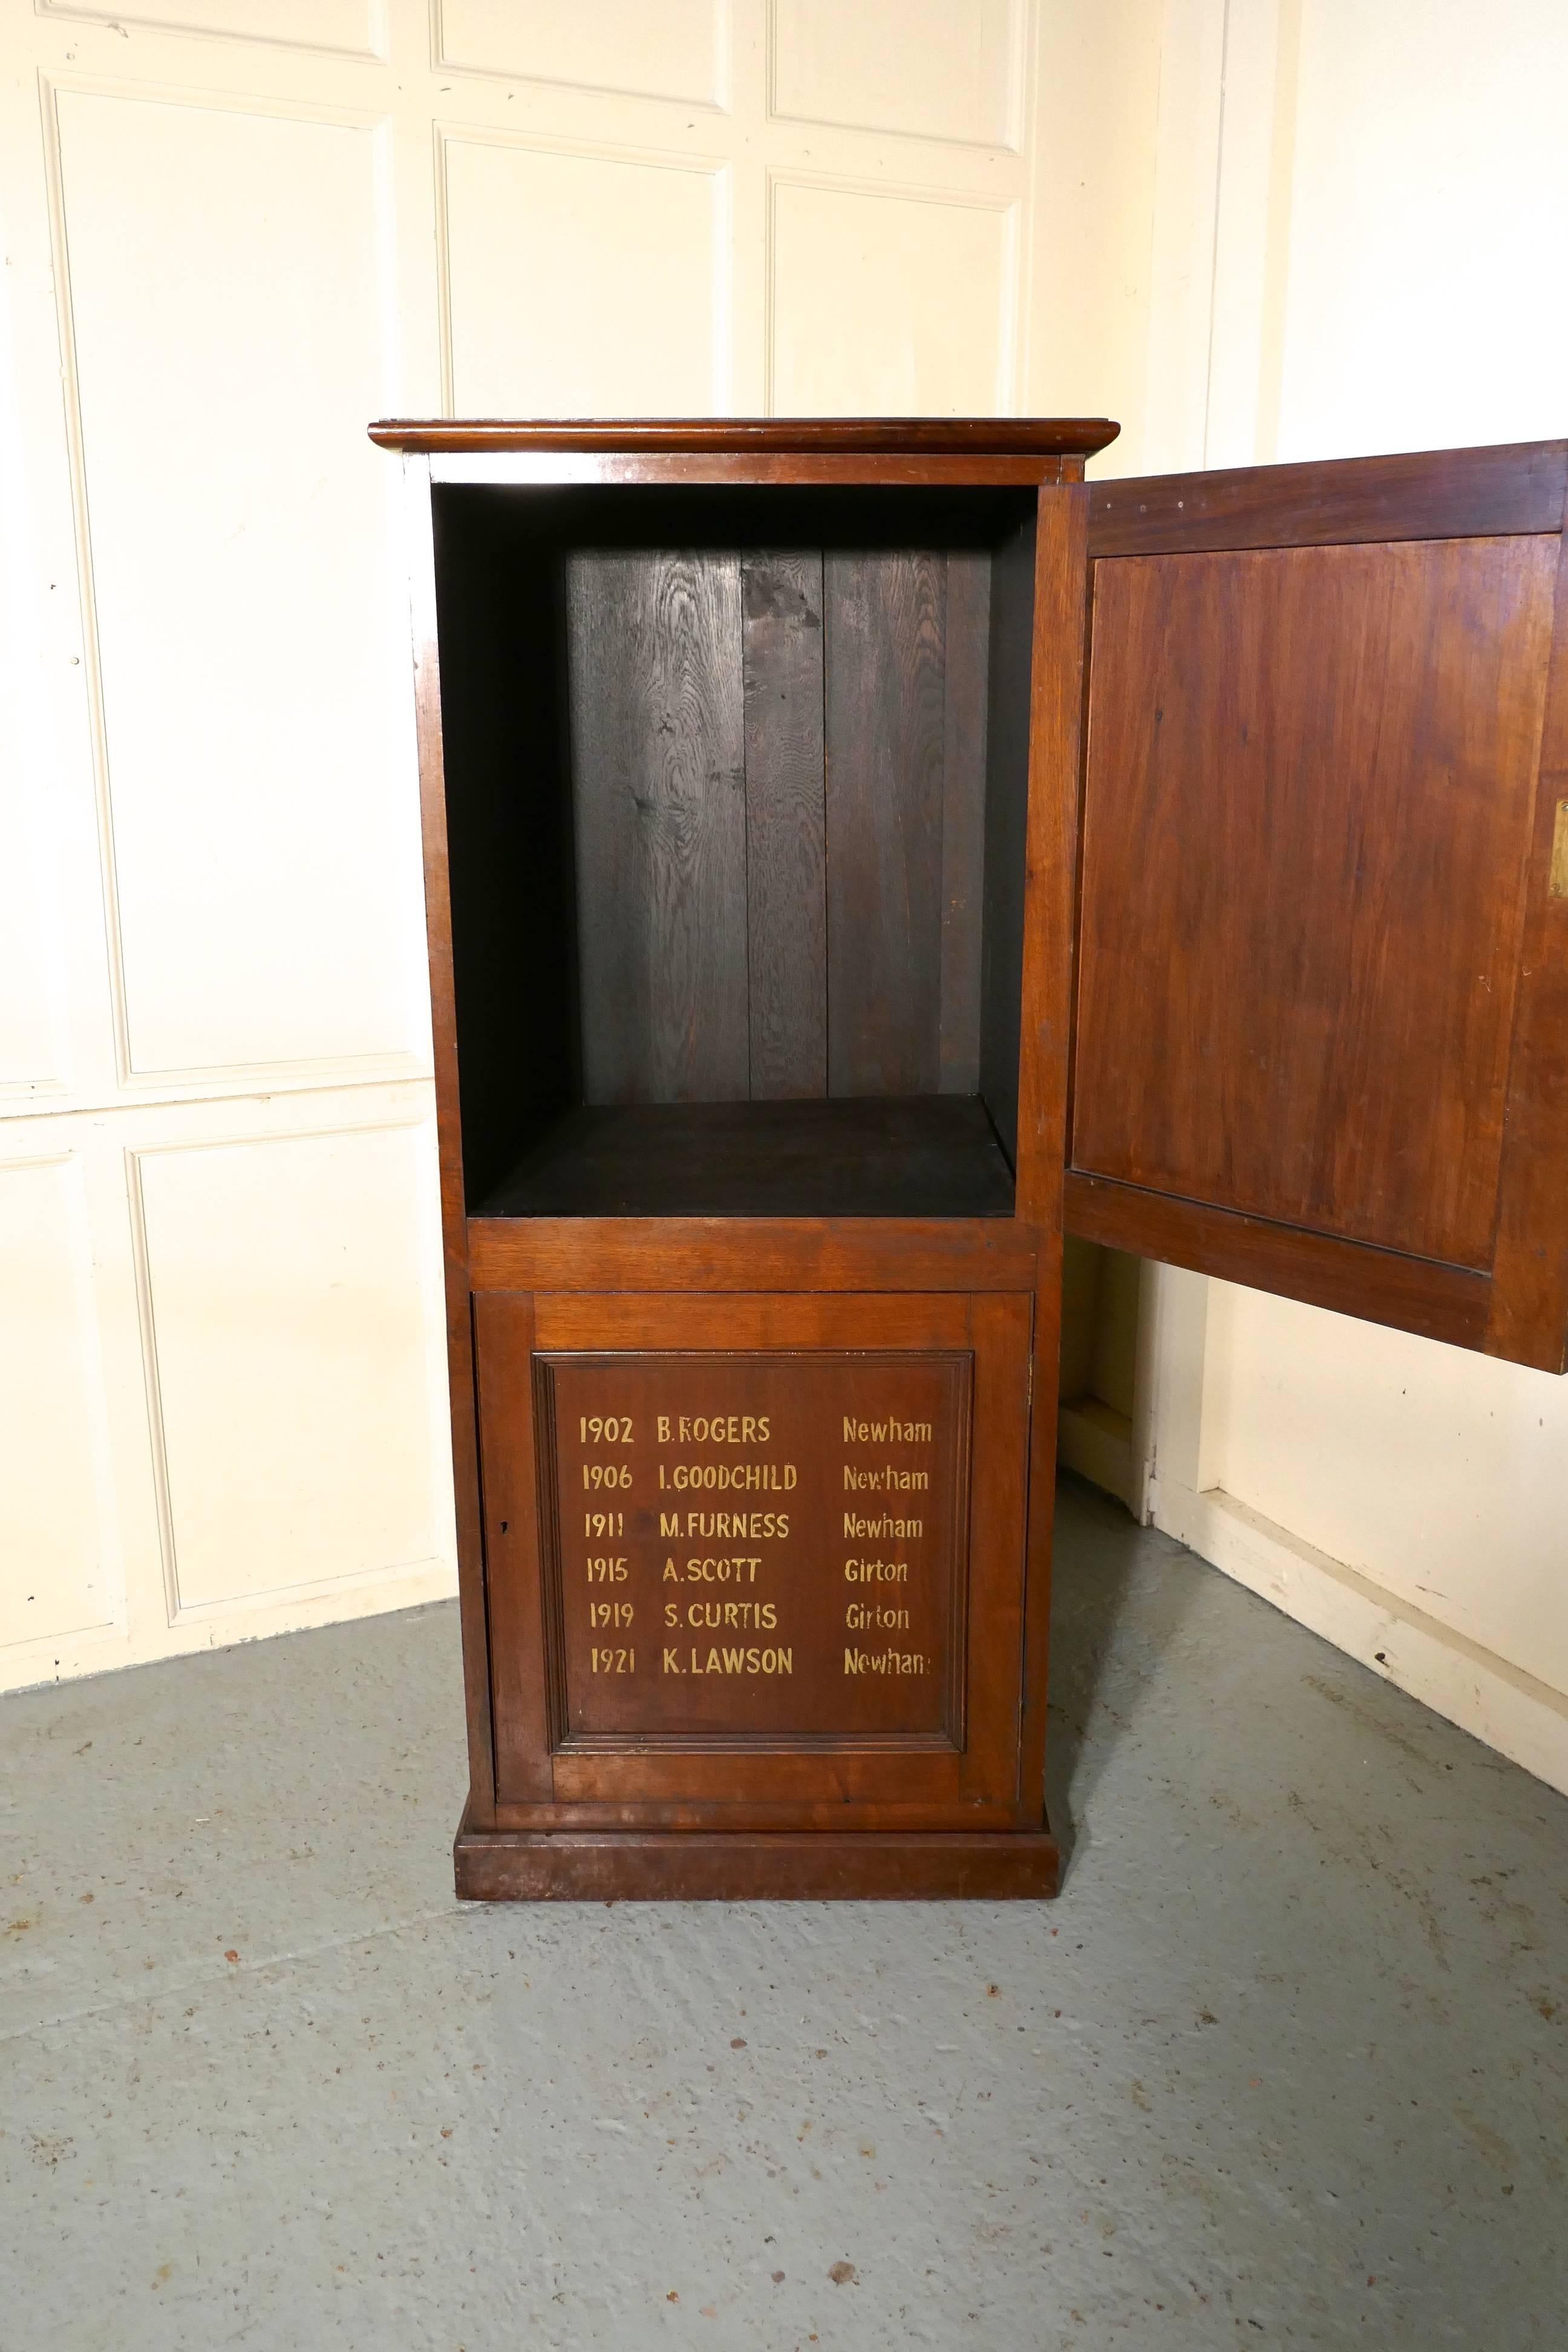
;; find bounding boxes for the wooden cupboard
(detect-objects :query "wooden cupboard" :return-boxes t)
[371,417,1568,1900]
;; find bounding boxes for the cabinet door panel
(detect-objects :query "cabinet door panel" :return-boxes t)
[1069,442,1568,1374]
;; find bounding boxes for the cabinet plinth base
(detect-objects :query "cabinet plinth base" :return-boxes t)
[454,1823,1060,1902]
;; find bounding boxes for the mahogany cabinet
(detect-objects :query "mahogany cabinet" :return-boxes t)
[370,417,1568,1901]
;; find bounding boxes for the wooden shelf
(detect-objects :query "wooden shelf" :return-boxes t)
[474,1096,1015,1221]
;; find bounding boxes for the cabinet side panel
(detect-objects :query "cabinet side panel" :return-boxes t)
[742,552,828,1098]
[1009,485,1086,1824]
[408,465,494,1818]
[824,550,946,1094]
[1074,535,1555,1269]
[567,551,750,1103]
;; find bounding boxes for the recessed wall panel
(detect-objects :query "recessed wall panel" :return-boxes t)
[135,1123,445,1615]
[438,0,722,105]
[771,180,1009,415]
[0,1157,115,1648]
[445,139,722,417]
[0,757,59,1097]
[54,89,417,1076]
[772,0,1017,148]
[0,336,62,1095]
[39,0,382,54]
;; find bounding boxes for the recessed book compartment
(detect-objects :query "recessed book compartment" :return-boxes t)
[431,484,1039,1221]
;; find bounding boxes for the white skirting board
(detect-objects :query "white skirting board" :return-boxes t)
[1151,1477,1568,1802]
[1056,1397,1137,1513]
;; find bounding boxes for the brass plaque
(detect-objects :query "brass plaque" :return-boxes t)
[537,1351,972,1746]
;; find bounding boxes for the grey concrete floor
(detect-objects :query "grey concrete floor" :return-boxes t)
[2,1478,1565,2351]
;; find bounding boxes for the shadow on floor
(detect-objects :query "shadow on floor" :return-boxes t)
[1045,1471,1204,1889]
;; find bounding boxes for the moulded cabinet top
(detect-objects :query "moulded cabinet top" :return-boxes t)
[367,416,1121,459]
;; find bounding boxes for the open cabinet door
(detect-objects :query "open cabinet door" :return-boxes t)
[1066,440,1568,1374]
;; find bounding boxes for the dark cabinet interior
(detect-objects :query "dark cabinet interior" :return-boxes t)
[431,484,1039,1221]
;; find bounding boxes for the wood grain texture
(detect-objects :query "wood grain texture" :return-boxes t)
[1486,512,1568,1372]
[472,1291,550,1801]
[454,1823,1059,1901]
[1063,1171,1490,1350]
[487,1794,1026,1833]
[825,551,947,1094]
[1013,488,1089,1228]
[742,552,827,1096]
[1008,487,1088,1834]
[1074,535,1556,1269]
[373,416,1120,458]
[547,1752,999,1811]
[1089,440,1568,558]
[567,550,748,1103]
[466,1214,1041,1295]
[1021,1228,1063,1832]
[428,453,1082,489]
[939,551,990,1093]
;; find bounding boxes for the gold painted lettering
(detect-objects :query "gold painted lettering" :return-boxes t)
[843,1464,929,1492]
[691,1645,792,1675]
[669,1462,797,1492]
[845,1602,909,1630]
[674,1415,773,1445]
[682,1510,789,1540]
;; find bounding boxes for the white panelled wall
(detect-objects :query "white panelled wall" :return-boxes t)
[0,0,1164,1690]
[1135,0,1568,1798]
